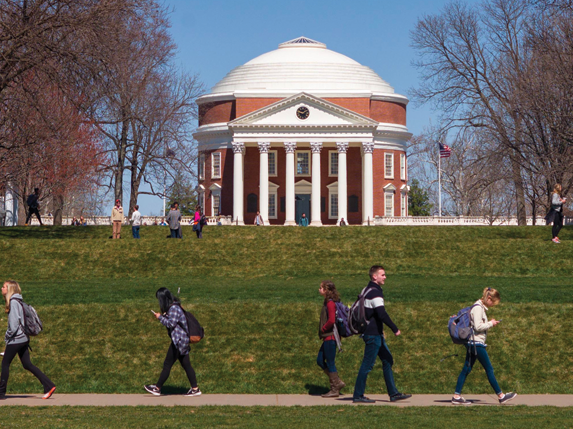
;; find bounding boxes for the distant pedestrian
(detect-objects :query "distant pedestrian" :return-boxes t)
[25,188,42,226]
[353,265,411,403]
[339,218,347,226]
[0,281,56,400]
[254,211,264,226]
[545,184,567,243]
[79,216,87,226]
[111,200,124,239]
[159,218,167,226]
[451,288,517,405]
[193,206,203,239]
[166,203,181,239]
[131,205,142,239]
[144,288,201,397]
[299,213,309,227]
[317,281,346,397]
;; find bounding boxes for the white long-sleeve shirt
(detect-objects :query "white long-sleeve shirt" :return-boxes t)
[131,210,141,226]
[470,300,494,344]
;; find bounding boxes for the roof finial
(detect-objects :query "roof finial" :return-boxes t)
[279,37,326,49]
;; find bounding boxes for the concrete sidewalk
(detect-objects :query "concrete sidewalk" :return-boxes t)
[1,394,572,407]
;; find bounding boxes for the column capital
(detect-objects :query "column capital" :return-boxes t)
[232,142,245,154]
[362,142,375,154]
[310,142,323,154]
[257,142,271,153]
[336,142,349,153]
[284,142,297,153]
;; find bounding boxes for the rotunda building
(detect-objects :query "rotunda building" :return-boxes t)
[194,37,411,225]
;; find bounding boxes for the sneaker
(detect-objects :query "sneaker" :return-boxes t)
[185,387,202,397]
[552,238,560,243]
[390,392,412,402]
[42,386,56,400]
[0,351,4,356]
[353,396,376,403]
[499,392,517,404]
[144,385,161,396]
[452,396,471,405]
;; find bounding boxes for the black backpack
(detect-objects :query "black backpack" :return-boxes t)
[348,287,375,335]
[200,215,208,226]
[26,194,38,209]
[174,303,204,344]
[12,298,43,337]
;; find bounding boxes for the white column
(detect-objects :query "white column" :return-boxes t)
[362,142,375,224]
[336,142,348,225]
[232,141,245,225]
[310,142,322,226]
[258,142,271,225]
[284,142,297,226]
[5,183,17,227]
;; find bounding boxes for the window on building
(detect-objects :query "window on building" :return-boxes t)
[400,153,406,181]
[269,193,277,219]
[348,195,359,212]
[198,153,205,180]
[329,151,338,176]
[330,193,339,219]
[296,151,310,176]
[268,150,277,176]
[385,193,394,217]
[401,193,407,217]
[212,193,221,216]
[198,192,205,212]
[212,152,221,179]
[385,153,394,179]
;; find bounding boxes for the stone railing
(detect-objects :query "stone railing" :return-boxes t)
[25,215,234,226]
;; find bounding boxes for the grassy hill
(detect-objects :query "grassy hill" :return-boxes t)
[0,225,571,396]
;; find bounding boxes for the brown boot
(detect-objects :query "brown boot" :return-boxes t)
[321,372,340,398]
[332,372,346,393]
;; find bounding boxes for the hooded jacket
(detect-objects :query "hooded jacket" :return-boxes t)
[5,294,28,345]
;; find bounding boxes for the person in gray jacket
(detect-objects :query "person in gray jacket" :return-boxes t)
[166,203,182,239]
[0,281,56,400]
[545,184,567,243]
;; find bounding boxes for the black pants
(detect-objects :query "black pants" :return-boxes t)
[553,211,563,238]
[156,342,197,389]
[26,208,42,225]
[0,342,54,396]
[195,225,202,239]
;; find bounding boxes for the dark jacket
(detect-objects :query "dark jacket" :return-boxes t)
[363,281,398,336]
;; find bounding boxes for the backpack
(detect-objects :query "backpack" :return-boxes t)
[12,298,43,337]
[348,287,375,335]
[200,215,208,226]
[448,304,479,345]
[26,194,38,209]
[334,301,352,337]
[174,303,204,344]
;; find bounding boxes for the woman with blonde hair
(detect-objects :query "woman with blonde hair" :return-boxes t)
[0,281,55,400]
[452,287,516,405]
[545,184,567,243]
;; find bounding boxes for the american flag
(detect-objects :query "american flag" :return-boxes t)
[439,143,452,158]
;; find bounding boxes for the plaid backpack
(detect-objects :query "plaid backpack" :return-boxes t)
[13,298,43,337]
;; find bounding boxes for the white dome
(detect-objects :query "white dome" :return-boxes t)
[210,37,395,95]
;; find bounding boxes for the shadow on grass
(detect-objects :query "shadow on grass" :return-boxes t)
[305,383,329,396]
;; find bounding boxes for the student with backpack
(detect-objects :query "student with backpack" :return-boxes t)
[25,188,43,226]
[317,281,346,398]
[144,288,201,397]
[352,265,411,403]
[0,281,56,400]
[451,287,517,405]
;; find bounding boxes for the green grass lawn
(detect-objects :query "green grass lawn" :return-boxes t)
[0,226,571,395]
[2,406,573,428]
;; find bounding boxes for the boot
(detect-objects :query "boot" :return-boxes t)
[321,372,340,398]
[332,372,346,392]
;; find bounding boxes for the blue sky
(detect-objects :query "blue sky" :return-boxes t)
[137,0,451,215]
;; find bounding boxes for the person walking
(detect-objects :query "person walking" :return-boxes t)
[193,206,203,239]
[353,265,411,403]
[0,281,56,400]
[254,211,264,226]
[452,288,517,405]
[111,199,124,239]
[144,288,201,397]
[131,205,142,239]
[545,184,567,243]
[166,203,181,239]
[317,281,346,397]
[299,213,309,227]
[25,188,43,226]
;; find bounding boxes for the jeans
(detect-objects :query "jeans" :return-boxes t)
[316,340,337,373]
[353,335,398,399]
[132,226,140,239]
[156,342,197,389]
[0,342,55,396]
[170,229,178,238]
[455,343,501,395]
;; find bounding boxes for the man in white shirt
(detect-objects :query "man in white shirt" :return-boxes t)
[131,205,142,239]
[254,211,264,226]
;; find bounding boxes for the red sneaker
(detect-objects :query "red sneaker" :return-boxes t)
[42,386,56,399]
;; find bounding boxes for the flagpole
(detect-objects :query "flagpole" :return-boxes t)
[438,150,442,217]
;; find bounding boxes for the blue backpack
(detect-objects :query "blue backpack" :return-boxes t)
[448,304,479,344]
[334,301,352,337]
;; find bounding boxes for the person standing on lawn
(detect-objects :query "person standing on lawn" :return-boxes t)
[166,203,181,239]
[545,183,567,243]
[0,281,56,400]
[353,265,411,403]
[193,206,203,239]
[317,281,346,397]
[131,205,142,239]
[111,199,124,239]
[25,188,43,226]
[452,288,517,405]
[145,288,201,397]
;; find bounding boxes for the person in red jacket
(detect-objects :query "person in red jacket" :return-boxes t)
[317,280,346,397]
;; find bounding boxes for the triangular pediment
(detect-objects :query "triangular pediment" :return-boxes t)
[229,93,378,128]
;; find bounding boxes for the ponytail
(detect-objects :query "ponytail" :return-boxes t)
[481,287,500,305]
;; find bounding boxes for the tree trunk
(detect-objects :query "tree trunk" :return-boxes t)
[114,112,129,204]
[53,194,65,226]
[510,153,527,226]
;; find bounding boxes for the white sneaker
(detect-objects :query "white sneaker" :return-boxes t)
[0,352,4,356]
[185,388,202,397]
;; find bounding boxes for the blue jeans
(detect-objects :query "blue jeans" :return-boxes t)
[170,229,178,238]
[455,344,501,395]
[353,335,398,399]
[132,226,140,239]
[317,340,337,373]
